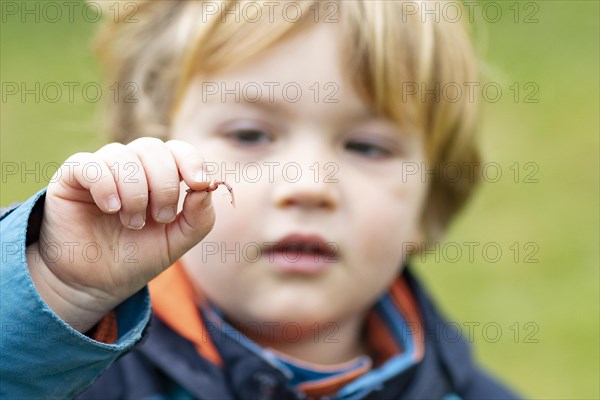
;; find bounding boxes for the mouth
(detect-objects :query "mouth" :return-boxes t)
[262,233,340,274]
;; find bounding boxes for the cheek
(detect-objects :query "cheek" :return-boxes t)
[191,178,272,275]
[352,180,427,264]
[210,178,268,230]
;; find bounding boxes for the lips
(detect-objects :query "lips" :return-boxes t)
[265,233,338,257]
[263,233,339,274]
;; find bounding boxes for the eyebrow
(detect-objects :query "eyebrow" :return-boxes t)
[200,92,291,116]
[202,90,378,123]
[241,97,295,118]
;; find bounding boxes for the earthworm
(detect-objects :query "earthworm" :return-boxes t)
[186,180,235,207]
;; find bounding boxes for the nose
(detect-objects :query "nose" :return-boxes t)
[272,162,339,211]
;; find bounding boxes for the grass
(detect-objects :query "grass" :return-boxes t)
[1,1,598,397]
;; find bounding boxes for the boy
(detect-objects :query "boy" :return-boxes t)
[1,1,518,398]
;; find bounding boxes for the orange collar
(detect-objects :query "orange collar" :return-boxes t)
[148,260,223,366]
[148,259,425,387]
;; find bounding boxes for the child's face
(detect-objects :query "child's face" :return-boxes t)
[171,24,427,331]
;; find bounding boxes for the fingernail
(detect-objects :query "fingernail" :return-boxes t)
[194,171,210,183]
[128,213,145,230]
[107,195,121,212]
[157,206,176,223]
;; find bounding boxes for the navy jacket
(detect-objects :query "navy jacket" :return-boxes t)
[79,271,518,400]
[1,189,519,399]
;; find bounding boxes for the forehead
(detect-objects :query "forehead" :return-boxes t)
[217,23,340,81]
[183,23,371,122]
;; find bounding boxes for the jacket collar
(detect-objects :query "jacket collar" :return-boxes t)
[142,260,469,398]
[147,260,223,366]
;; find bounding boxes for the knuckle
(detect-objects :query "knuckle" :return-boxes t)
[165,139,185,147]
[129,137,164,149]
[122,191,149,207]
[98,142,127,155]
[65,152,91,164]
[154,185,180,200]
[165,140,204,162]
[188,153,206,165]
[98,169,114,182]
[185,151,205,166]
[166,139,194,152]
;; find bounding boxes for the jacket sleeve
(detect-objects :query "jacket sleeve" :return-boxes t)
[0,188,152,399]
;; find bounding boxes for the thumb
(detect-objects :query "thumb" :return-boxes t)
[166,190,215,260]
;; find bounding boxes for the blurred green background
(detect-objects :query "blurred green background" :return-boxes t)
[1,1,598,398]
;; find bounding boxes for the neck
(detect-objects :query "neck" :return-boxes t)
[230,312,371,365]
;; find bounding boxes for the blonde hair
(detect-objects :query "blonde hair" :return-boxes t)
[94,0,481,244]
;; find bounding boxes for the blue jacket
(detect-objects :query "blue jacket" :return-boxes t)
[1,189,519,399]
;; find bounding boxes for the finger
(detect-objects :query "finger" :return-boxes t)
[96,142,148,230]
[166,190,215,257]
[164,139,212,191]
[53,152,121,214]
[127,138,180,224]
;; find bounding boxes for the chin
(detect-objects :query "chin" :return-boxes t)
[250,293,343,326]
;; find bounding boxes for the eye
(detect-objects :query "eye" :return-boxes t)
[345,140,392,159]
[226,129,272,146]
